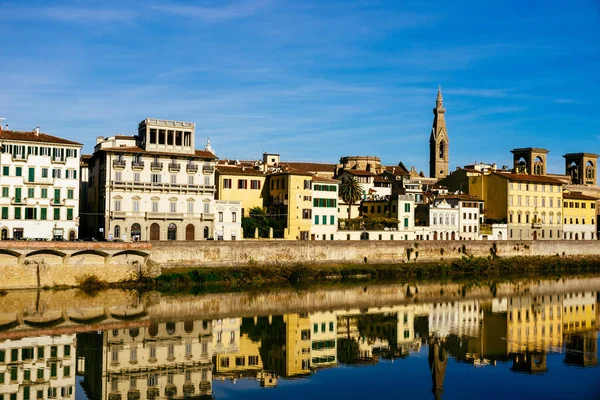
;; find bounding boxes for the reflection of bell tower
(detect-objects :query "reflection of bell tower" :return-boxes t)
[511,148,549,175]
[430,86,449,179]
[428,337,448,400]
[563,153,598,186]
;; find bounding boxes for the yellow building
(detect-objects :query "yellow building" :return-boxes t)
[562,291,597,334]
[268,171,314,240]
[213,333,264,378]
[263,314,311,377]
[506,294,563,354]
[469,172,564,240]
[562,191,597,240]
[215,165,267,216]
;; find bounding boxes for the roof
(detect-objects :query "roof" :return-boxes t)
[563,152,599,158]
[215,165,266,177]
[373,176,392,183]
[494,172,565,185]
[510,147,549,154]
[99,146,217,160]
[270,168,313,177]
[436,193,482,201]
[340,169,376,177]
[281,162,336,173]
[563,192,599,201]
[0,129,82,146]
[312,176,340,184]
[384,163,410,176]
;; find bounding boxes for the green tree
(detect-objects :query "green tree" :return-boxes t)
[339,176,364,226]
[242,207,269,238]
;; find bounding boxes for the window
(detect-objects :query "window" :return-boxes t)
[330,215,335,225]
[329,322,334,331]
[170,201,176,213]
[15,207,21,220]
[232,212,237,222]
[251,180,261,189]
[314,215,319,225]
[1,187,7,197]
[218,212,223,222]
[188,175,194,185]
[134,172,140,182]
[204,203,210,213]
[67,189,74,199]
[187,201,193,213]
[224,179,232,189]
[171,174,177,184]
[16,167,22,177]
[304,180,312,189]
[114,199,121,211]
[238,179,247,189]
[152,201,159,212]
[2,166,8,176]
[28,187,35,198]
[53,208,60,220]
[42,168,48,178]
[53,188,60,204]
[67,209,73,220]
[63,366,71,377]
[41,188,47,198]
[404,203,410,212]
[322,215,326,225]
[1,207,7,219]
[115,171,122,181]
[133,200,140,212]
[220,357,229,368]
[302,209,312,219]
[151,174,160,183]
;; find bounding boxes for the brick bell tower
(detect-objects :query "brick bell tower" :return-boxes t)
[430,86,449,179]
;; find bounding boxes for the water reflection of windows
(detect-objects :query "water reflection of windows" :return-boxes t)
[111,378,119,392]
[236,356,245,366]
[130,346,137,362]
[201,370,208,381]
[130,376,137,389]
[202,342,208,354]
[230,331,235,343]
[185,343,192,357]
[148,374,158,387]
[149,346,156,360]
[168,373,174,385]
[185,370,192,382]
[167,344,174,359]
[248,356,259,366]
[220,357,229,368]
[217,332,222,344]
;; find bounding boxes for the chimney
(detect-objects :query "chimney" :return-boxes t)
[35,126,40,136]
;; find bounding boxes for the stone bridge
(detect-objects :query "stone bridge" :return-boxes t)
[0,241,153,289]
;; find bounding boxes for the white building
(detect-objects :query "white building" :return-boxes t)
[311,177,340,240]
[81,118,218,241]
[0,334,76,400]
[309,312,337,368]
[429,300,482,338]
[429,197,459,240]
[394,195,416,240]
[429,193,483,240]
[0,127,82,240]
[214,200,242,240]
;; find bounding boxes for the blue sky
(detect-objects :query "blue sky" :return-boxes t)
[1,0,599,175]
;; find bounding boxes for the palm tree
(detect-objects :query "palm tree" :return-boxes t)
[339,176,364,228]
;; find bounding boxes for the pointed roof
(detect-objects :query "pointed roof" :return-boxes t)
[436,85,443,104]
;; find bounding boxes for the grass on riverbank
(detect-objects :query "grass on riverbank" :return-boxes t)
[145,255,600,291]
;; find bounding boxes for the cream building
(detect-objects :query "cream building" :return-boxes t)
[311,177,340,241]
[309,312,337,368]
[0,127,82,240]
[429,197,459,240]
[0,334,76,400]
[213,200,242,240]
[429,300,482,338]
[81,118,218,241]
[562,192,597,240]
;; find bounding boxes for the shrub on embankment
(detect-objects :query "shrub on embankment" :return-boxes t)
[149,255,600,289]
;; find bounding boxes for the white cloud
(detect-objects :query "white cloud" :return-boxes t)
[150,0,271,22]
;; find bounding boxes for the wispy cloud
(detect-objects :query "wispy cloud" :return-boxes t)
[150,0,271,22]
[0,5,137,23]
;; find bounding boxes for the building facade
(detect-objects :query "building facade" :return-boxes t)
[267,171,313,240]
[215,165,267,216]
[311,177,339,241]
[0,128,82,240]
[81,119,218,241]
[562,192,596,240]
[213,200,243,240]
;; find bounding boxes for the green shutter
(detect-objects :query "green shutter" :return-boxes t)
[314,215,319,225]
[54,208,60,220]
[28,188,34,198]
[41,189,47,198]
[67,189,73,199]
[15,167,22,177]
[2,187,8,197]
[28,168,35,182]
[330,215,334,225]
[67,209,73,220]
[15,188,21,202]
[2,166,8,176]
[14,208,21,220]
[42,168,48,178]
[404,218,409,227]
[1,207,7,219]
[322,215,326,225]
[41,208,47,220]
[54,189,60,204]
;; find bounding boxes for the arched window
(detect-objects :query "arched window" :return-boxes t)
[203,226,210,239]
[167,224,177,241]
[114,225,120,239]
[586,161,595,179]
[451,215,455,225]
[445,215,449,225]
[439,141,445,158]
[433,214,437,225]
[1,228,7,240]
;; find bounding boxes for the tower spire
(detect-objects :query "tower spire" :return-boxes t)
[436,85,443,108]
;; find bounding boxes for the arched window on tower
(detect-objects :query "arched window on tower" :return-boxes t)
[439,142,445,159]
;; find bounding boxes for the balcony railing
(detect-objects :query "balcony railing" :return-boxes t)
[168,162,181,172]
[132,161,145,170]
[52,198,66,206]
[12,154,26,161]
[202,213,214,221]
[146,212,184,220]
[202,165,214,174]
[186,163,198,173]
[111,181,215,192]
[51,157,66,164]
[151,162,163,171]
[11,197,24,205]
[113,159,126,168]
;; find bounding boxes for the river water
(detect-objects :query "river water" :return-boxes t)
[0,275,599,400]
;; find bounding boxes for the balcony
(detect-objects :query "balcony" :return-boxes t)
[12,154,26,162]
[110,181,215,193]
[32,177,53,185]
[168,162,181,172]
[111,211,126,219]
[52,199,66,206]
[202,213,214,221]
[202,165,214,174]
[11,197,25,205]
[132,161,145,170]
[186,163,198,173]
[113,159,126,169]
[51,157,66,164]
[532,223,543,229]
[150,162,163,171]
[146,212,184,220]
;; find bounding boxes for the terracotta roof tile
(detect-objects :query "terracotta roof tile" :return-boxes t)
[312,176,341,183]
[281,162,336,173]
[563,192,599,200]
[0,129,81,146]
[216,165,266,177]
[341,169,376,177]
[495,172,565,185]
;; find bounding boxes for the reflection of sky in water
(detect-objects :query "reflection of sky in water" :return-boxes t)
[212,340,600,400]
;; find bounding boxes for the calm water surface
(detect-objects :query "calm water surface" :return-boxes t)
[1,276,599,400]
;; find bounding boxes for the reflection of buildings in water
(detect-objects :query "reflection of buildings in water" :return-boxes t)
[506,294,563,354]
[78,320,213,400]
[562,291,596,334]
[511,351,547,374]
[0,335,76,400]
[429,300,482,339]
[213,318,240,356]
[309,312,337,369]
[428,338,448,400]
[564,332,598,367]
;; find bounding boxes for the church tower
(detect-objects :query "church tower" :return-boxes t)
[430,86,449,179]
